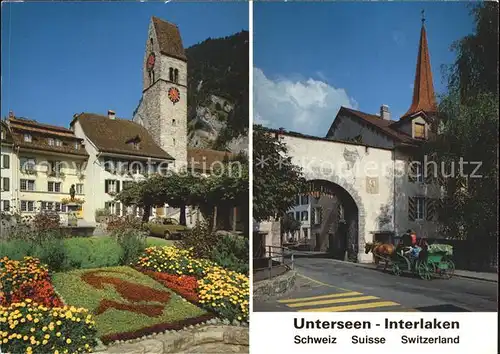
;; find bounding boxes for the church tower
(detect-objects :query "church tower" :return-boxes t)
[403,15,437,118]
[133,17,188,169]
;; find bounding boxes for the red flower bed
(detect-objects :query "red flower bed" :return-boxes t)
[0,257,63,308]
[144,271,199,303]
[5,279,64,308]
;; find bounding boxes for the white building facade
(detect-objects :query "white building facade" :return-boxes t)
[269,21,443,263]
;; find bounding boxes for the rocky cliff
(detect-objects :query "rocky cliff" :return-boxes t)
[186,31,249,154]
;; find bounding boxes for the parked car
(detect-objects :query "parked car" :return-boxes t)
[147,218,189,239]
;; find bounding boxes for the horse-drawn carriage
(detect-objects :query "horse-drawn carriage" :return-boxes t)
[365,238,455,280]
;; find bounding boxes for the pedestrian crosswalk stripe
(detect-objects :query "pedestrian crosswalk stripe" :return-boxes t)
[287,295,379,308]
[278,291,362,304]
[386,308,420,312]
[297,301,401,312]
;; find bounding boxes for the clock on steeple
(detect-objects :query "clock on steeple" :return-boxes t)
[133,16,188,169]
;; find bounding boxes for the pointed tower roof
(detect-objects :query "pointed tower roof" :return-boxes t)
[151,16,187,62]
[402,17,437,118]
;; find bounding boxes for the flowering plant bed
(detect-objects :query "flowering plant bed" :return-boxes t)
[0,257,98,354]
[143,271,199,303]
[0,257,63,308]
[0,301,98,354]
[198,266,249,322]
[51,266,212,344]
[136,246,215,278]
[136,246,249,323]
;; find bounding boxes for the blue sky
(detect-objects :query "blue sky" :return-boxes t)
[254,2,475,136]
[1,2,248,127]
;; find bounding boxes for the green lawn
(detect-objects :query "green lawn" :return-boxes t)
[145,237,175,247]
[88,235,174,247]
[52,266,209,342]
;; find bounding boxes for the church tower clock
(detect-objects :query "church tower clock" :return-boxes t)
[133,16,188,169]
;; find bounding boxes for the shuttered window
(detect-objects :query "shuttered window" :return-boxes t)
[2,178,9,191]
[2,155,9,169]
[408,159,417,182]
[414,123,426,139]
[425,198,437,221]
[409,197,425,221]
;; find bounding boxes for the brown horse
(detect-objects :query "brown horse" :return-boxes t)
[364,242,396,270]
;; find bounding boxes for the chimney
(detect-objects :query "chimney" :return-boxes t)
[108,110,116,120]
[380,105,391,120]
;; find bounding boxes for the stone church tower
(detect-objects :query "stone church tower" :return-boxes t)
[133,16,188,169]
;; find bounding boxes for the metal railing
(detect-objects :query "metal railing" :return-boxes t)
[253,245,294,281]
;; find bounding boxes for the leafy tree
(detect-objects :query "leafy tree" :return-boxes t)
[201,158,249,232]
[161,172,202,226]
[445,2,498,102]
[253,125,307,223]
[428,2,499,269]
[115,176,166,222]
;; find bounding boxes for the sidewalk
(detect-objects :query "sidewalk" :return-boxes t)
[326,257,498,283]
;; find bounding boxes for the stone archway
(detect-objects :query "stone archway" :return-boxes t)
[305,177,366,262]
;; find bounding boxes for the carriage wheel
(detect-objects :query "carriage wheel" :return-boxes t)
[440,260,455,279]
[392,263,402,276]
[416,261,432,280]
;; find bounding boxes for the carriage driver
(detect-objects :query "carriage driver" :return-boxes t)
[400,229,420,258]
[402,230,421,259]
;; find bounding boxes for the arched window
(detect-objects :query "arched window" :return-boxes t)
[174,69,179,83]
[169,68,174,81]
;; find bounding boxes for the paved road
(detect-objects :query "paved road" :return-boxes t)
[253,257,498,312]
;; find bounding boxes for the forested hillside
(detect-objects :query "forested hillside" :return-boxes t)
[186,30,249,151]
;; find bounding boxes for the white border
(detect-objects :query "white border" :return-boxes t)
[248,0,254,320]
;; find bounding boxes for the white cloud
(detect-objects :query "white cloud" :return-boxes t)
[253,68,358,136]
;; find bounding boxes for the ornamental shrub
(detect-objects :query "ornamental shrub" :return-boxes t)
[0,239,33,260]
[175,221,219,259]
[32,238,68,272]
[0,301,98,354]
[63,237,122,269]
[210,234,249,274]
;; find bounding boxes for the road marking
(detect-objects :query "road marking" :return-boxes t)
[278,291,362,304]
[287,295,379,308]
[296,274,351,291]
[297,301,401,312]
[386,308,420,312]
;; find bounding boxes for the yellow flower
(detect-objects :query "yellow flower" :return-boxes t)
[66,338,72,344]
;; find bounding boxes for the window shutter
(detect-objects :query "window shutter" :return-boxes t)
[116,203,121,216]
[425,198,436,221]
[408,197,416,221]
[3,155,9,169]
[104,202,110,210]
[3,178,9,192]
[319,207,323,224]
[408,160,417,182]
[105,180,109,193]
[436,198,444,221]
[311,209,316,225]
[424,156,434,185]
[116,181,121,193]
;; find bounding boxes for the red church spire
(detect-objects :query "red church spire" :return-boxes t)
[403,12,437,118]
